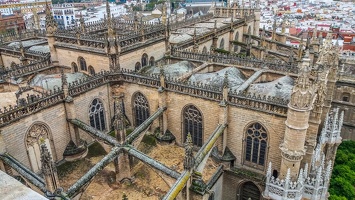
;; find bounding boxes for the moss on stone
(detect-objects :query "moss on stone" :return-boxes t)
[108,130,115,137]
[126,128,133,136]
[214,48,230,54]
[87,142,106,158]
[141,135,156,146]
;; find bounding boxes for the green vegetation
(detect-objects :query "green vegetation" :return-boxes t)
[108,130,115,137]
[126,128,133,136]
[329,140,355,200]
[141,134,157,146]
[87,142,106,157]
[214,48,230,54]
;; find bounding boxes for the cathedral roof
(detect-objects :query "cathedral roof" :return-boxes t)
[28,45,50,53]
[247,76,294,100]
[29,72,87,91]
[189,67,246,89]
[141,61,194,77]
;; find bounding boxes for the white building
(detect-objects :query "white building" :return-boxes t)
[52,3,76,29]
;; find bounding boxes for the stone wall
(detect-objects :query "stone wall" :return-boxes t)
[119,41,166,70]
[55,47,110,72]
[1,53,21,67]
[227,106,285,172]
[0,103,69,169]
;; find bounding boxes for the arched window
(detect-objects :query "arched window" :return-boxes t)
[342,92,350,102]
[135,62,141,71]
[26,123,54,172]
[149,56,155,66]
[202,46,207,53]
[244,122,268,166]
[133,92,150,126]
[141,53,148,67]
[234,32,239,52]
[89,99,106,131]
[219,38,225,50]
[248,26,251,34]
[183,105,203,147]
[79,57,87,71]
[88,65,95,75]
[71,62,78,72]
[239,181,261,200]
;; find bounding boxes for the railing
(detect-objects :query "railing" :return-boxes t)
[0,89,64,127]
[0,30,46,44]
[171,50,299,74]
[165,76,223,102]
[229,91,288,115]
[0,69,291,126]
[1,58,51,78]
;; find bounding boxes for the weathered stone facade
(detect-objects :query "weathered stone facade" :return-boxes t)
[0,2,352,200]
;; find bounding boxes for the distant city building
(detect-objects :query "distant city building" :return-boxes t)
[0,11,25,33]
[52,3,76,29]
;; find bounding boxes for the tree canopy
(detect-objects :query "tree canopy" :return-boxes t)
[329,140,355,200]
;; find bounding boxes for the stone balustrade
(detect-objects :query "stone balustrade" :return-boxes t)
[171,50,299,74]
[0,69,291,126]
[1,58,51,78]
[0,89,64,127]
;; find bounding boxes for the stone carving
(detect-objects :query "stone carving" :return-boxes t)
[183,133,194,170]
[40,142,56,175]
[26,123,49,146]
[45,2,57,35]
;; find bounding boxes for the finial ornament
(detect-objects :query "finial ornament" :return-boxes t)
[45,0,57,35]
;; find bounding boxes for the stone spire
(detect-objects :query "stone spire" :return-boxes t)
[106,0,115,38]
[272,18,276,40]
[32,8,40,30]
[298,39,304,60]
[183,133,194,170]
[79,12,86,33]
[162,2,167,25]
[61,70,69,98]
[290,50,315,110]
[45,1,57,35]
[312,25,318,39]
[40,142,60,193]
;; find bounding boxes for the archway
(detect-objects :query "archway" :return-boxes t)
[135,62,141,71]
[26,123,55,172]
[149,56,155,66]
[239,181,261,200]
[141,53,148,67]
[88,65,95,75]
[78,57,87,71]
[71,62,78,72]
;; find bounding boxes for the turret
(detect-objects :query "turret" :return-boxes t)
[279,50,316,178]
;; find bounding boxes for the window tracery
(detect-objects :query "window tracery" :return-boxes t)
[183,105,203,147]
[245,122,268,166]
[133,92,150,126]
[89,99,106,131]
